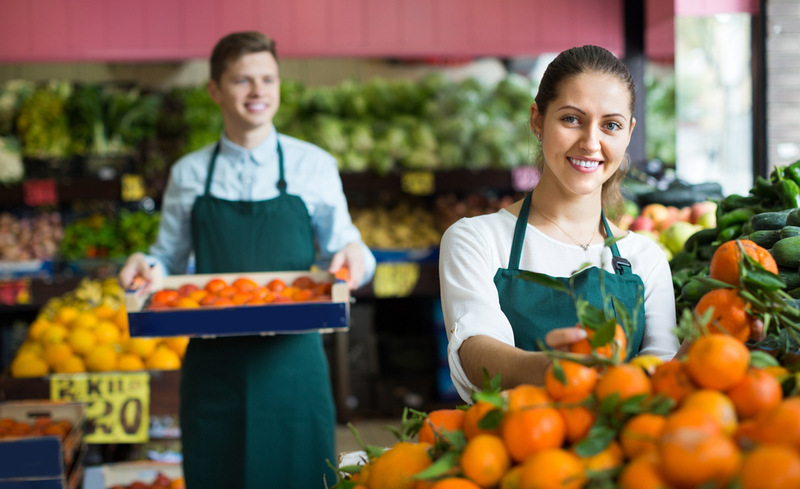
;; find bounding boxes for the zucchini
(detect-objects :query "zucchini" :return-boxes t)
[750,209,794,231]
[781,226,800,239]
[786,208,800,227]
[747,229,782,249]
[770,235,800,268]
[777,267,800,289]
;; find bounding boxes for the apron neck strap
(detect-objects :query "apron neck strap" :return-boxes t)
[204,135,287,196]
[602,210,632,275]
[508,191,533,270]
[510,192,631,276]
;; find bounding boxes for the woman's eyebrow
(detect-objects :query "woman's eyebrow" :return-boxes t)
[556,105,627,120]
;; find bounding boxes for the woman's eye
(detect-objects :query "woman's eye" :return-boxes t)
[605,121,622,131]
[563,115,579,124]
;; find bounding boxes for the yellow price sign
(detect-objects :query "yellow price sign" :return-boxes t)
[401,171,435,196]
[121,174,146,202]
[50,372,150,443]
[373,262,420,298]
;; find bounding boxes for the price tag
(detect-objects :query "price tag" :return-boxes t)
[511,166,541,192]
[373,262,420,298]
[121,174,146,202]
[50,372,150,443]
[401,171,435,196]
[22,179,58,206]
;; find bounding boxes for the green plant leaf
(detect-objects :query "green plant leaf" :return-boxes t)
[413,451,460,480]
[749,350,780,368]
[477,407,505,431]
[589,319,617,348]
[573,424,616,457]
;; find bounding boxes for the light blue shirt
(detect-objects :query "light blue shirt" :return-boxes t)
[148,127,376,287]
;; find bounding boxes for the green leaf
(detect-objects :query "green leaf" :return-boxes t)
[573,425,616,457]
[749,350,780,368]
[577,301,608,330]
[551,359,568,385]
[590,319,617,348]
[472,390,504,408]
[413,451,460,480]
[645,394,676,416]
[600,392,621,415]
[619,394,649,415]
[477,408,505,431]
[437,427,467,451]
[694,276,735,290]
[517,271,570,294]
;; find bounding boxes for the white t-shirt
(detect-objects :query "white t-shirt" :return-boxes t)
[439,208,680,402]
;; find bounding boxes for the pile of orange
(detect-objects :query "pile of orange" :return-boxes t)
[10,284,189,377]
[147,275,333,310]
[0,416,73,441]
[339,333,800,489]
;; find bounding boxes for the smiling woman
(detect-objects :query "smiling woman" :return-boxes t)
[439,45,681,403]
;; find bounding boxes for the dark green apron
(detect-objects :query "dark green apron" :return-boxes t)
[180,139,336,489]
[493,191,645,358]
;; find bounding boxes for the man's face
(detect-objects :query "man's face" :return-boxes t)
[207,51,281,137]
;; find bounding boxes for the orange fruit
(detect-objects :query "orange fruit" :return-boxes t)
[117,353,145,371]
[418,409,465,445]
[658,429,740,489]
[54,355,85,374]
[460,434,510,488]
[568,323,627,362]
[505,384,551,412]
[54,306,79,327]
[501,406,565,463]
[662,408,723,438]
[71,311,99,330]
[146,346,181,370]
[499,466,523,489]
[85,345,119,372]
[27,318,52,341]
[93,304,116,320]
[709,239,778,287]
[67,328,96,355]
[204,278,227,294]
[43,342,73,370]
[366,441,432,489]
[518,448,585,489]
[163,337,190,358]
[125,337,158,359]
[685,334,749,390]
[230,292,253,305]
[556,394,595,444]
[40,324,69,345]
[266,279,287,293]
[233,277,259,293]
[725,368,782,419]
[292,288,313,302]
[753,398,800,449]
[733,419,761,450]
[188,289,209,303]
[463,401,501,440]
[17,341,43,357]
[544,360,597,401]
[694,288,753,342]
[740,444,800,489]
[151,289,179,306]
[680,390,738,436]
[174,296,200,308]
[617,452,670,489]
[651,360,696,405]
[594,364,652,403]
[113,306,129,330]
[429,478,481,489]
[11,353,49,378]
[619,413,666,459]
[93,320,121,345]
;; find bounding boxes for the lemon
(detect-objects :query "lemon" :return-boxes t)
[43,343,73,370]
[27,318,52,341]
[54,306,80,327]
[93,320,121,345]
[85,345,119,372]
[40,324,69,345]
[125,337,158,359]
[72,311,99,330]
[117,353,145,371]
[146,346,181,370]
[54,355,86,374]
[629,354,665,375]
[11,354,49,378]
[67,328,96,355]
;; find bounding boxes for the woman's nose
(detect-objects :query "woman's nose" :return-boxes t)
[579,127,602,152]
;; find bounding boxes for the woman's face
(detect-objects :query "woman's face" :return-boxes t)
[530,71,635,199]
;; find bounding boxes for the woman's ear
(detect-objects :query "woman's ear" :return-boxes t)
[530,103,543,139]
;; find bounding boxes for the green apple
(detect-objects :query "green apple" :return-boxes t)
[697,211,717,229]
[661,221,702,255]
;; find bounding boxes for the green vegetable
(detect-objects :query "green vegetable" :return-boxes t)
[777,268,800,290]
[716,224,743,243]
[770,235,800,268]
[746,229,782,249]
[680,278,714,303]
[781,226,800,239]
[787,209,800,227]
[750,209,793,231]
[778,179,800,209]
[717,208,756,230]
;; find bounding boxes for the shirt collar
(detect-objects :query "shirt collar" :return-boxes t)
[218,126,278,166]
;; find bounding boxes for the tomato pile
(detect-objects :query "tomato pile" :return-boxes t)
[147,276,332,310]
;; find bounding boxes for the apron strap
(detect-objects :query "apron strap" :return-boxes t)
[508,191,533,271]
[204,142,222,196]
[602,210,632,276]
[276,139,287,194]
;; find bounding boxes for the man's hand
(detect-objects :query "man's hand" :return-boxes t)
[328,242,365,290]
[118,253,153,294]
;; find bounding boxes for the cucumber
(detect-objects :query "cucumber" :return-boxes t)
[747,229,783,249]
[680,278,714,304]
[770,235,800,268]
[781,226,800,239]
[777,267,800,289]
[787,208,800,227]
[682,228,718,253]
[750,209,794,231]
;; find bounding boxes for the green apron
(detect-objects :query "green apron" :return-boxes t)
[180,138,336,489]
[493,191,645,358]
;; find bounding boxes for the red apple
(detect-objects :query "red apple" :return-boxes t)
[629,215,654,232]
[640,203,671,225]
[689,201,718,224]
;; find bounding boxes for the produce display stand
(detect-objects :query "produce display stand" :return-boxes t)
[0,400,86,489]
[82,461,182,489]
[125,270,350,338]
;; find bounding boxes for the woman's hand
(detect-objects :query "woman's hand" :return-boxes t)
[544,326,588,351]
[328,242,365,290]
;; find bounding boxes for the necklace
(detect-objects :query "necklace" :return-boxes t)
[534,206,600,251]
